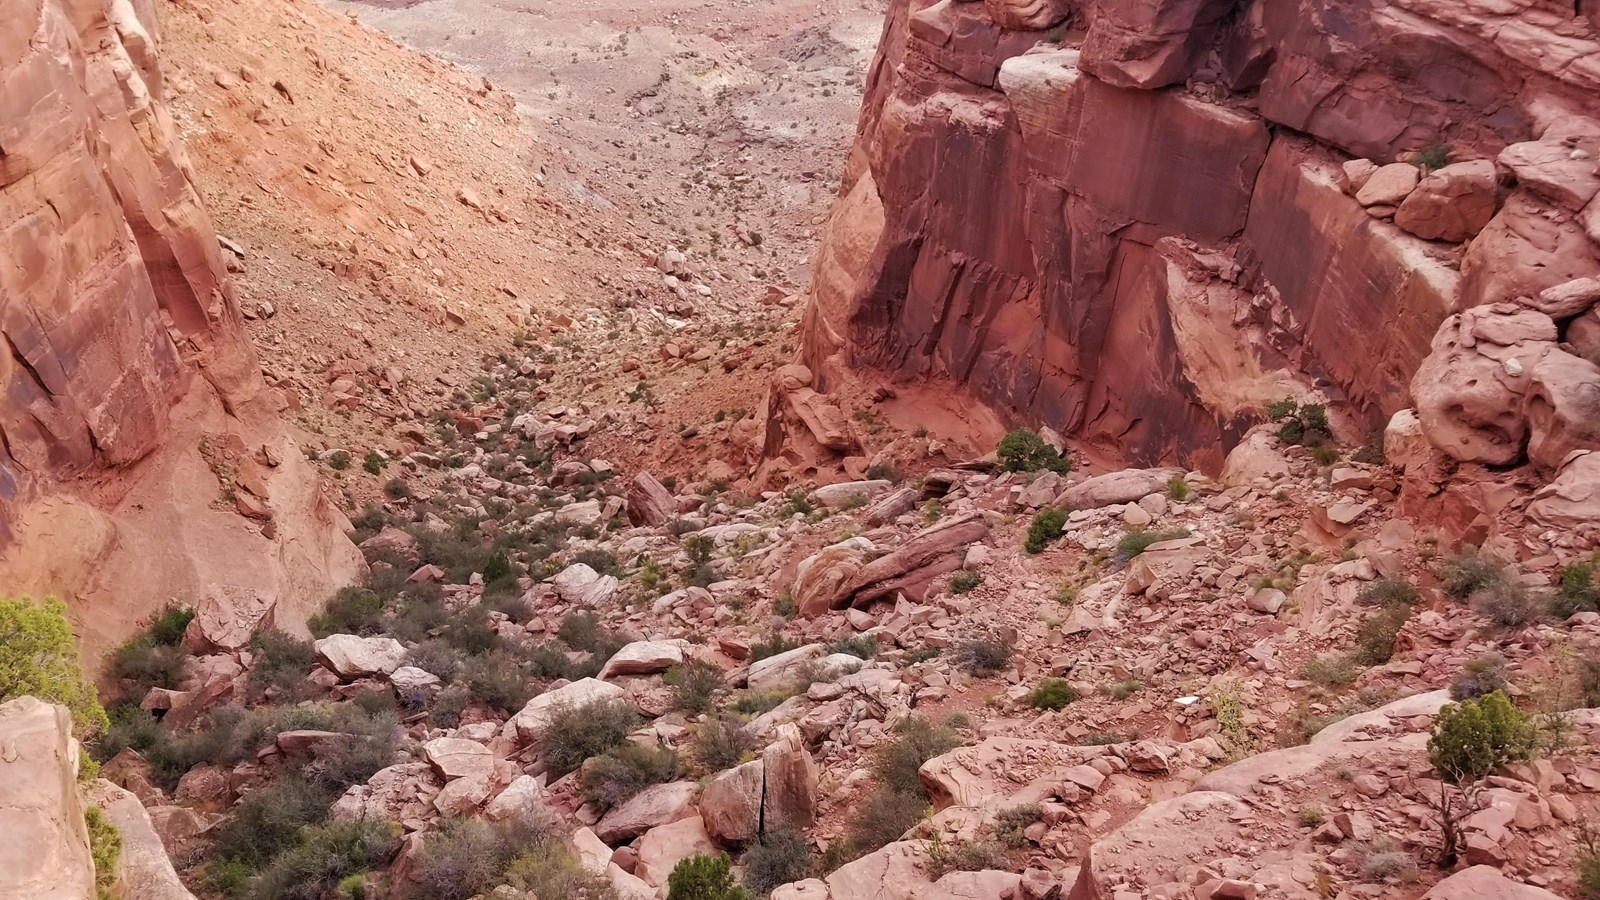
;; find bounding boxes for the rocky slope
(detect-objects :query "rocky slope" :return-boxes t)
[799,0,1600,483]
[0,0,363,660]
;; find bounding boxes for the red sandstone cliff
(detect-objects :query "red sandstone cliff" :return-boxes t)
[803,0,1600,474]
[0,0,363,660]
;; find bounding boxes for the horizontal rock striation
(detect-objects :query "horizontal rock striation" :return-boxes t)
[0,0,362,658]
[803,0,1600,472]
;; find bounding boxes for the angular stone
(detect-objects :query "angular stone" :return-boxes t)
[314,634,407,678]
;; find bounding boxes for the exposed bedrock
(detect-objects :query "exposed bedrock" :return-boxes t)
[802,0,1600,478]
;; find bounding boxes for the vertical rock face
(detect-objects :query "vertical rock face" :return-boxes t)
[804,0,1600,470]
[0,0,363,658]
[0,698,96,899]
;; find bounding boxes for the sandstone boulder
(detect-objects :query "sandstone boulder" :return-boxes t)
[84,780,198,900]
[633,816,718,888]
[1056,468,1183,509]
[421,737,494,781]
[835,513,990,607]
[1394,159,1497,242]
[762,724,818,832]
[792,539,871,617]
[1528,450,1600,529]
[358,527,421,566]
[1526,276,1600,320]
[595,781,699,844]
[1498,140,1600,212]
[699,760,764,844]
[0,698,97,899]
[1525,349,1600,471]
[183,588,276,653]
[551,563,620,606]
[1421,865,1564,900]
[1220,429,1291,485]
[626,473,676,527]
[747,645,827,694]
[330,762,442,823]
[573,827,656,900]
[813,480,893,506]
[1411,306,1555,465]
[314,634,407,678]
[504,678,628,745]
[598,640,688,680]
[1354,162,1419,207]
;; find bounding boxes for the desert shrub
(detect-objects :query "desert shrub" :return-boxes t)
[1115,527,1190,560]
[1471,579,1541,628]
[0,597,108,737]
[310,588,386,638]
[1450,653,1510,701]
[1581,657,1600,708]
[771,593,797,618]
[1102,678,1142,701]
[521,641,578,680]
[1353,601,1414,665]
[1415,142,1451,171]
[213,776,334,869]
[742,828,811,895]
[927,835,1006,879]
[504,841,619,900]
[249,820,399,900]
[667,854,750,900]
[405,639,464,681]
[993,804,1042,848]
[664,660,724,714]
[828,634,876,660]
[872,716,960,795]
[462,650,533,714]
[951,630,1013,676]
[731,690,792,716]
[996,429,1070,474]
[383,478,411,499]
[147,604,196,646]
[1553,555,1600,618]
[782,492,814,518]
[1166,476,1191,501]
[440,607,499,655]
[1024,508,1067,554]
[1028,678,1079,710]
[583,743,679,813]
[249,629,318,701]
[1301,654,1359,686]
[328,450,352,470]
[299,709,400,791]
[1298,804,1326,827]
[684,535,717,588]
[1358,849,1416,882]
[748,633,802,664]
[695,715,753,773]
[86,806,122,900]
[558,613,608,652]
[107,636,188,706]
[573,549,621,576]
[1268,399,1332,448]
[1440,549,1507,599]
[429,684,471,729]
[408,818,537,900]
[1357,579,1419,607]
[948,571,983,594]
[1428,690,1535,783]
[1579,839,1600,900]
[383,594,449,645]
[844,786,927,857]
[544,698,641,776]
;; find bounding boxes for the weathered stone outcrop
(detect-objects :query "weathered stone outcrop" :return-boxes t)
[0,0,363,660]
[801,0,1600,478]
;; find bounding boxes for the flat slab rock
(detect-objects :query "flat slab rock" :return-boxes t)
[313,634,407,677]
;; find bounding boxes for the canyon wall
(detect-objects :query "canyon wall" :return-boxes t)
[804,0,1600,473]
[0,0,363,660]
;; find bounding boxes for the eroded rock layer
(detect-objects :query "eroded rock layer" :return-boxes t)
[0,0,362,659]
[804,0,1600,471]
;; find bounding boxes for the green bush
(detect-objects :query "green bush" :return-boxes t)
[0,597,107,737]
[249,630,318,701]
[1024,508,1067,555]
[404,640,464,682]
[504,838,619,899]
[544,698,641,776]
[1579,846,1600,900]
[408,819,537,900]
[362,450,386,475]
[748,634,801,664]
[741,829,811,895]
[1115,527,1189,561]
[1428,690,1535,783]
[841,786,927,859]
[667,853,751,900]
[213,776,333,869]
[952,631,1013,677]
[1554,555,1600,618]
[1166,476,1191,501]
[582,743,678,813]
[1357,579,1419,607]
[1028,678,1079,710]
[248,820,399,900]
[107,637,187,706]
[1450,652,1510,701]
[1440,549,1507,599]
[948,571,983,595]
[558,613,609,653]
[1300,654,1359,687]
[1353,602,1414,665]
[147,604,196,646]
[993,804,1041,848]
[730,690,791,716]
[309,588,386,638]
[462,650,533,714]
[328,450,352,470]
[694,715,753,773]
[996,429,1070,474]
[664,659,724,714]
[86,806,122,900]
[828,635,876,660]
[1471,579,1542,628]
[872,716,959,795]
[383,478,411,499]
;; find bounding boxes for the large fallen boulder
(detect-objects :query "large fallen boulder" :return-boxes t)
[626,472,676,527]
[598,640,688,680]
[314,634,407,678]
[835,513,990,607]
[503,678,628,745]
[1421,865,1565,900]
[1055,468,1183,509]
[595,781,700,844]
[792,540,871,617]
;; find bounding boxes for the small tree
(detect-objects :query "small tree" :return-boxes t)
[1427,690,1535,783]
[666,854,750,900]
[0,597,107,737]
[996,430,1070,474]
[1024,508,1067,555]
